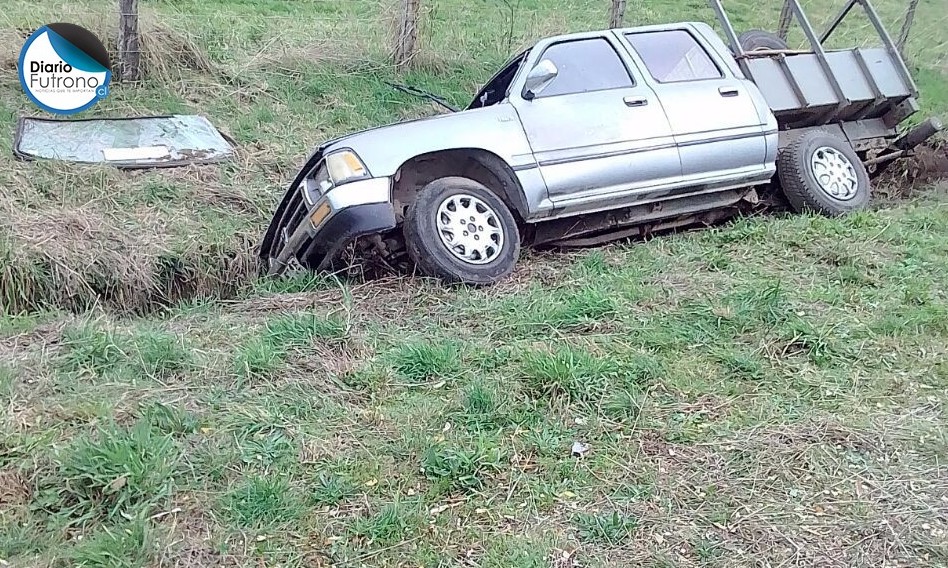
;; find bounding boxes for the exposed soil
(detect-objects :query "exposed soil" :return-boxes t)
[874,139,948,198]
[907,139,948,182]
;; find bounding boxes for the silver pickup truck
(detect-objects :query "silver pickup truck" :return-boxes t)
[259,0,941,284]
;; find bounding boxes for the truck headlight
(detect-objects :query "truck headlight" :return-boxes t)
[326,150,369,185]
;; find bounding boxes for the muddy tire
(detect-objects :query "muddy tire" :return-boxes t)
[738,29,789,51]
[404,176,520,285]
[777,130,871,216]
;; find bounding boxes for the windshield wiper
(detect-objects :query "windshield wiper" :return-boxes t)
[385,81,460,113]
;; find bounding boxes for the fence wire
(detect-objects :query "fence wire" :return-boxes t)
[1,1,945,80]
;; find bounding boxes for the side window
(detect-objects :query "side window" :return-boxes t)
[533,38,633,98]
[625,30,722,83]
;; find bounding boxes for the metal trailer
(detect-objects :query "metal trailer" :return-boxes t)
[708,0,942,167]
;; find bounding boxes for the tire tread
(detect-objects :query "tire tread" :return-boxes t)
[403,176,520,285]
[776,130,870,216]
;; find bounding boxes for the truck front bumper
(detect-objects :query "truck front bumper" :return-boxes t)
[261,176,397,276]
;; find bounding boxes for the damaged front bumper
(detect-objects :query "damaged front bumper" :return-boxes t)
[259,156,397,276]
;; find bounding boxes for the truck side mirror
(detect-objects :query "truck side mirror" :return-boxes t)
[522,59,558,100]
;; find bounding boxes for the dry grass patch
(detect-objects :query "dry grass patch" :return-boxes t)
[0,204,257,314]
[152,507,246,568]
[0,468,31,509]
[0,28,26,71]
[569,416,948,567]
[138,17,216,82]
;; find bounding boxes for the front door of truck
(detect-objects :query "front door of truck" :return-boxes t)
[509,32,682,214]
[621,27,769,182]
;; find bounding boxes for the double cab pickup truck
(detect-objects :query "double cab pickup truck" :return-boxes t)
[260,0,941,284]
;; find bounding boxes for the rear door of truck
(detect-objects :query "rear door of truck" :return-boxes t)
[618,25,769,181]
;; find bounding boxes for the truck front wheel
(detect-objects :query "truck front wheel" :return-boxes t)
[403,176,520,285]
[777,130,871,216]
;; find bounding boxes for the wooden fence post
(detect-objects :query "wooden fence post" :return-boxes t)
[609,0,627,29]
[896,0,919,62]
[117,0,141,81]
[393,0,421,68]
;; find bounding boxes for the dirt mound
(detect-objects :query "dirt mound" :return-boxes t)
[902,139,948,183]
[874,139,948,197]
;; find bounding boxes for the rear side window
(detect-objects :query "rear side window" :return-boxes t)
[625,30,722,83]
[534,37,634,97]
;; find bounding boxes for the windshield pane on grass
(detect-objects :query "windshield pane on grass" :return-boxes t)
[14,114,235,168]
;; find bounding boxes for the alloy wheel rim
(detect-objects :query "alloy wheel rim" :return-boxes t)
[809,146,859,201]
[435,193,504,265]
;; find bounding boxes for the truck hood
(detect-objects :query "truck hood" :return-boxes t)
[285,112,465,194]
[321,111,458,150]
[319,103,533,177]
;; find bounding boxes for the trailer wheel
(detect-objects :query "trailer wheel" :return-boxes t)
[777,131,871,216]
[738,30,789,51]
[403,176,520,285]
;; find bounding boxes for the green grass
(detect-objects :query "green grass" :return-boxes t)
[387,340,461,382]
[32,420,181,528]
[221,476,304,529]
[5,196,943,566]
[232,310,347,379]
[57,321,195,382]
[0,0,945,314]
[574,510,639,545]
[1,0,947,566]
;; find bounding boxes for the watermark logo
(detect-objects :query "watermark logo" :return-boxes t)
[18,23,112,115]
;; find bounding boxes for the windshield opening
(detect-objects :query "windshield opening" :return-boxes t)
[467,48,530,109]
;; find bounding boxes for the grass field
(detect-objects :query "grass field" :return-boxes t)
[1,0,947,566]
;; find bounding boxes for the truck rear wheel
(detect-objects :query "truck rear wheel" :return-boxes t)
[403,176,520,285]
[777,130,871,216]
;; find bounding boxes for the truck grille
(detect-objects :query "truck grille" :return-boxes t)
[286,189,309,238]
[260,149,326,268]
[261,182,316,271]
[269,186,306,254]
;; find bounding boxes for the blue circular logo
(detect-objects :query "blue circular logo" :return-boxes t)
[18,23,112,115]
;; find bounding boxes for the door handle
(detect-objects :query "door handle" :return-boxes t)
[623,96,648,107]
[719,87,739,97]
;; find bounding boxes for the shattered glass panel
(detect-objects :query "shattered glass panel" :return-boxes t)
[14,114,235,167]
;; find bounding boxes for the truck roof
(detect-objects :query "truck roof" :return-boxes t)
[537,21,713,43]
